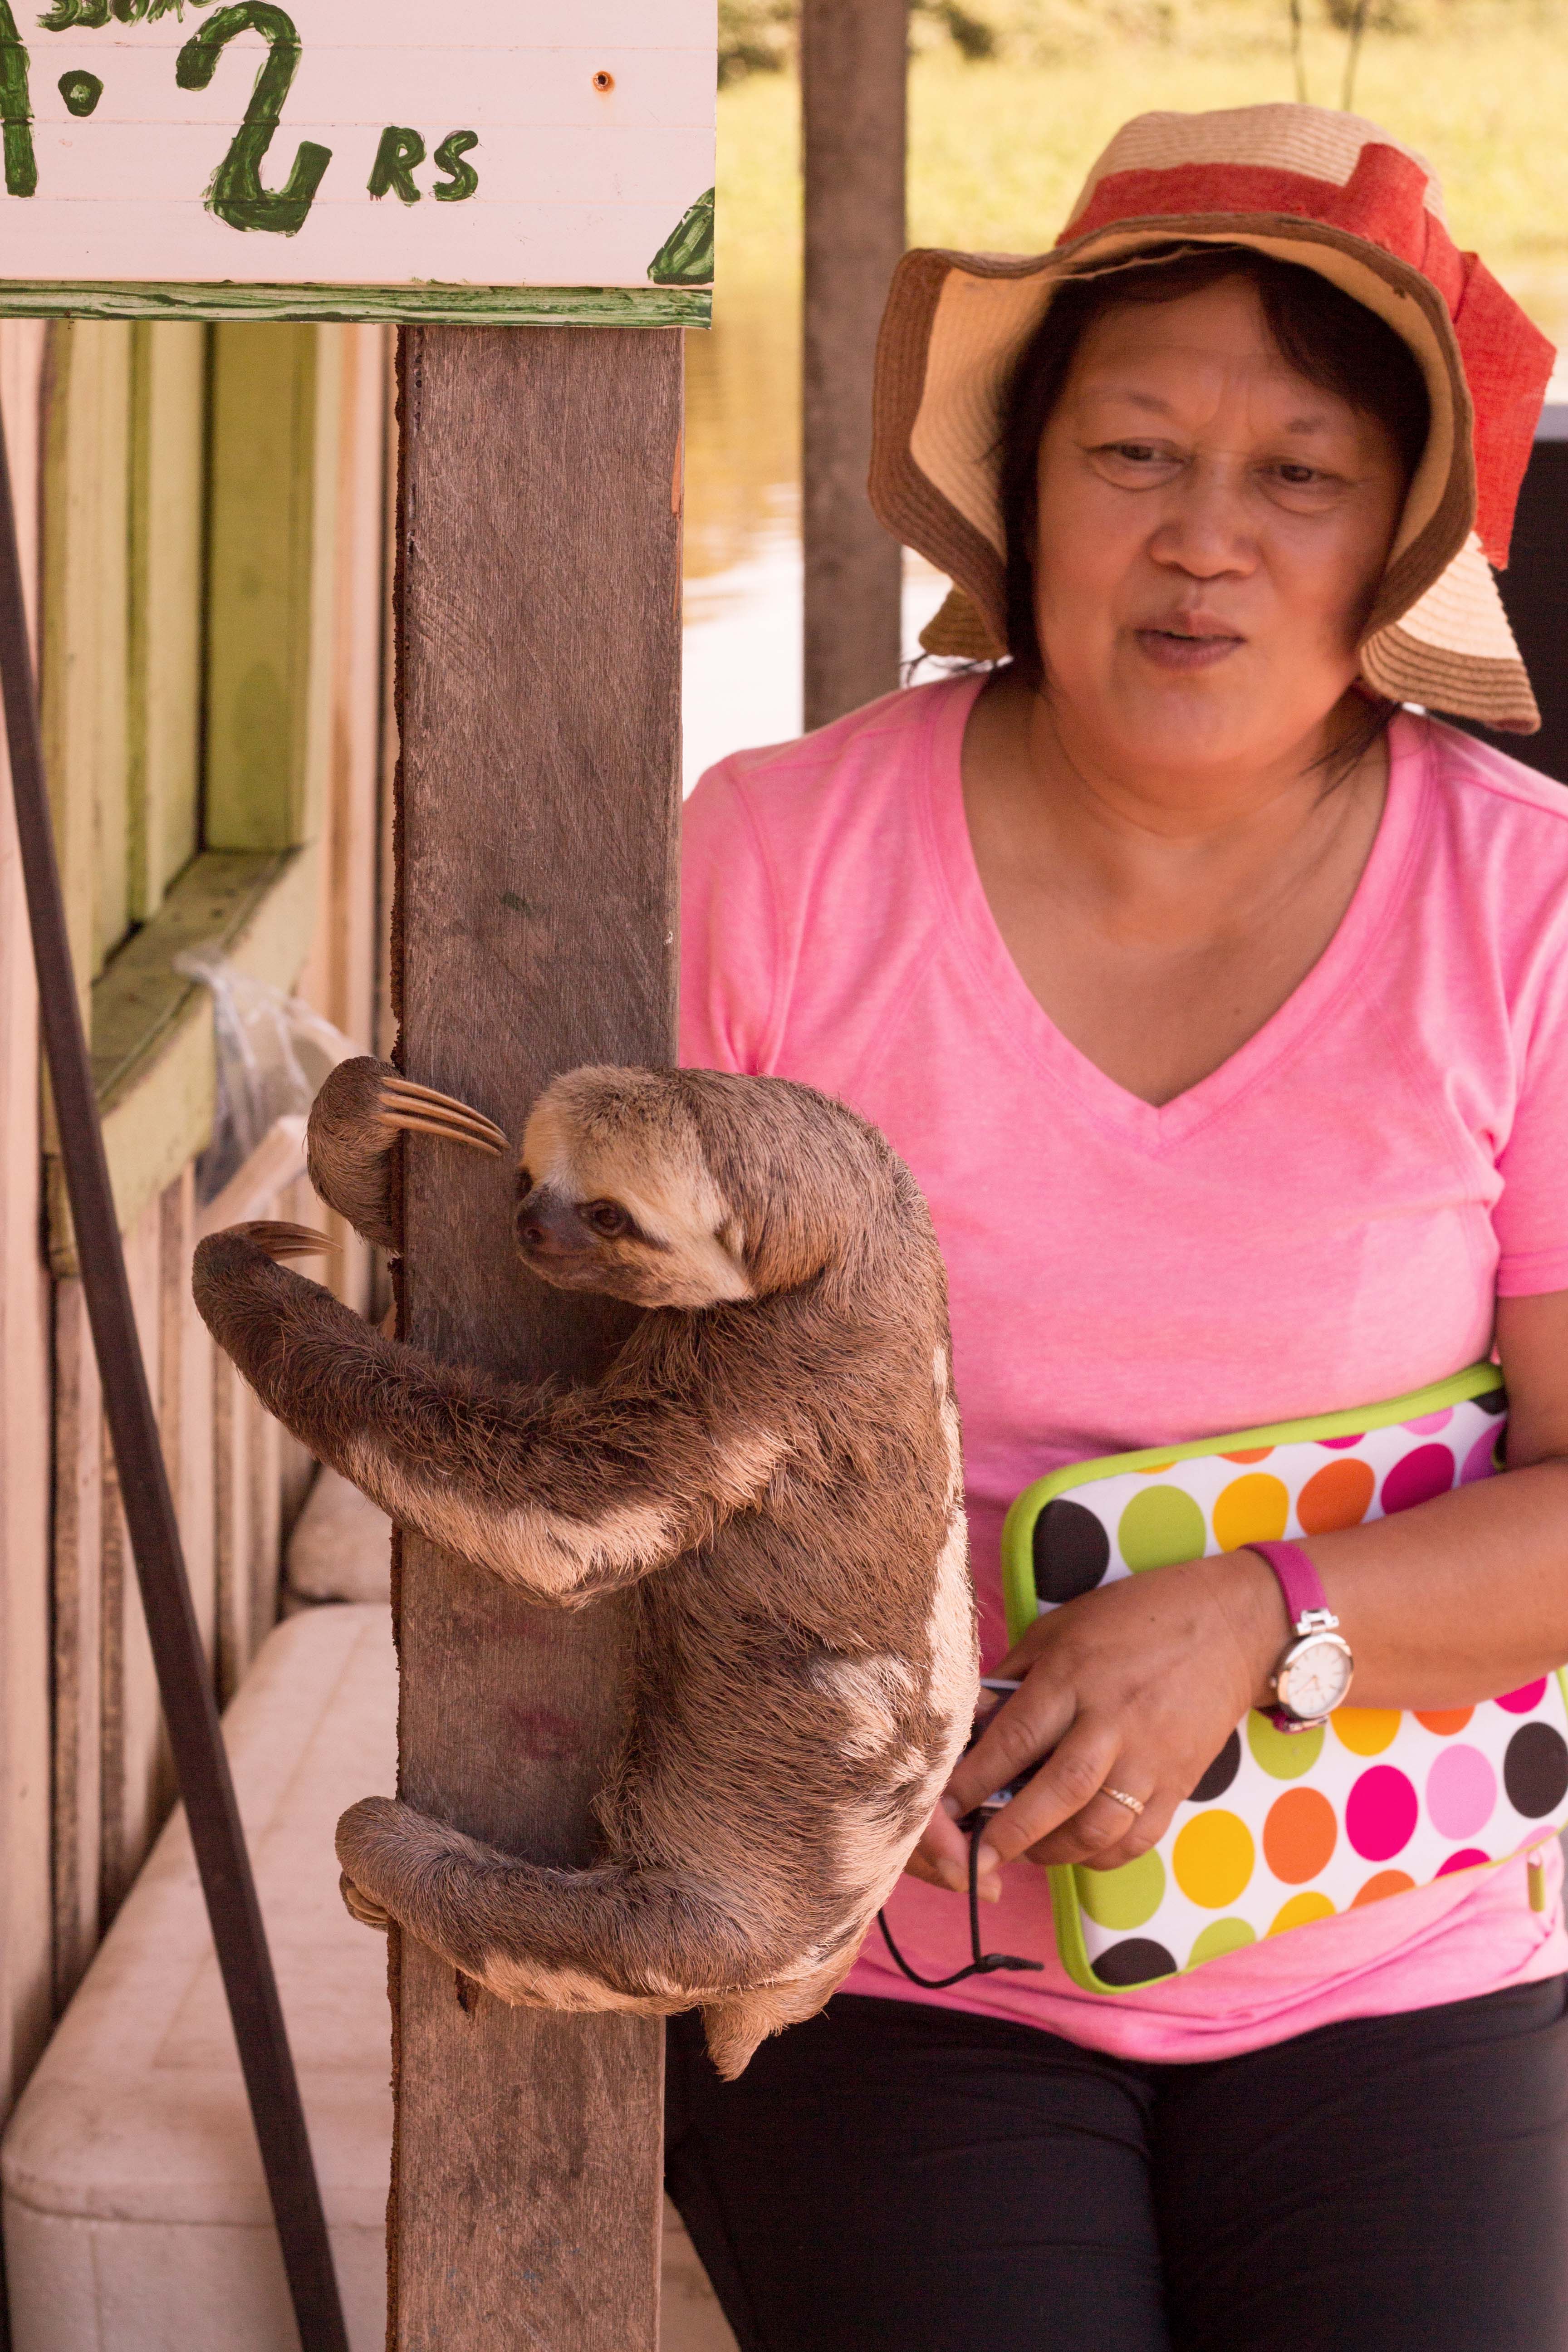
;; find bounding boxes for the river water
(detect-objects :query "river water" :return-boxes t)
[681,289,948,793]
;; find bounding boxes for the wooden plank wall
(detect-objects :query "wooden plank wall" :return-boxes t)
[0,323,392,2063]
[127,323,206,926]
[0,320,55,2130]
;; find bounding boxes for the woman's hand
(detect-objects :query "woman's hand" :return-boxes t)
[906,1549,1286,1901]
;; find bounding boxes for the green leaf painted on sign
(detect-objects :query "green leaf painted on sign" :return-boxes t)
[647,186,712,287]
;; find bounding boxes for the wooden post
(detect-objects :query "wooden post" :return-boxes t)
[801,0,909,732]
[391,323,681,2347]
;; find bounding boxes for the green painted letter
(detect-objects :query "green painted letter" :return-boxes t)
[431,128,477,203]
[367,124,423,203]
[176,2,331,235]
[0,0,36,196]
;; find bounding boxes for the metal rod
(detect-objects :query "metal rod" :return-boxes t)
[0,402,348,2352]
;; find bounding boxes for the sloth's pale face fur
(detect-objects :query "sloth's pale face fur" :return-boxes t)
[516,1071,754,1310]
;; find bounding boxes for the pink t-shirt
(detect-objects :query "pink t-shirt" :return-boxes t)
[680,673,1568,2062]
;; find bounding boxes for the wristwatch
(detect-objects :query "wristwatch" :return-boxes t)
[1248,1539,1355,1732]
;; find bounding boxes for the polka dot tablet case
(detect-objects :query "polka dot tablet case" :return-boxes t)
[999,1364,1568,1995]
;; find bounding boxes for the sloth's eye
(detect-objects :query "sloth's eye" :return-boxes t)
[584,1200,631,1238]
[514,1166,534,1200]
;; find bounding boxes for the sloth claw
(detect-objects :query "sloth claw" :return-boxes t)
[339,1869,392,1933]
[375,1077,506,1157]
[238,1220,339,1262]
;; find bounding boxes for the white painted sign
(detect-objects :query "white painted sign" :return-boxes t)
[0,0,716,320]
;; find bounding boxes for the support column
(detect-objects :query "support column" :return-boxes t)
[801,0,909,732]
[391,322,681,2349]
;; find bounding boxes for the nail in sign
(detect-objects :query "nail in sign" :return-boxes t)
[0,0,716,322]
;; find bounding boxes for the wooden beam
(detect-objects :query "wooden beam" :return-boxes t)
[127,322,206,923]
[39,320,132,993]
[392,322,680,2348]
[801,0,909,732]
[204,324,343,854]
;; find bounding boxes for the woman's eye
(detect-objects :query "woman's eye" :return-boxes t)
[585,1200,630,1238]
[1090,440,1183,480]
[1269,461,1344,493]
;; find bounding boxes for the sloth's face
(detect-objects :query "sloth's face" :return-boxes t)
[513,1100,753,1311]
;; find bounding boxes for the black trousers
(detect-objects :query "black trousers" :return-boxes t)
[665,1980,1568,2352]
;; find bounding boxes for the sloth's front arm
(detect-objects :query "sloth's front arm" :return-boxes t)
[192,1226,780,1600]
[304,1055,507,1250]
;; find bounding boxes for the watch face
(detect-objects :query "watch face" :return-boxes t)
[1278,1637,1353,1721]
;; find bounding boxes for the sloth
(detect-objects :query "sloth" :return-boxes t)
[191,1057,977,2079]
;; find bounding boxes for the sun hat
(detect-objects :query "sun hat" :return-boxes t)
[870,103,1555,731]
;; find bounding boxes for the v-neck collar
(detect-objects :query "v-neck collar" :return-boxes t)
[917,674,1429,1155]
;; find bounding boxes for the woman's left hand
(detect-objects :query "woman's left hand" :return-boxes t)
[910,1549,1286,1901]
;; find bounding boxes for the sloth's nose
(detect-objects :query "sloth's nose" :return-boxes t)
[515,1187,581,1255]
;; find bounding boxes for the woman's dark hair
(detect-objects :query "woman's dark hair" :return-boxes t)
[997,245,1431,760]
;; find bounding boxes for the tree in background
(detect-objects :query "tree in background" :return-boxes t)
[720,0,1010,83]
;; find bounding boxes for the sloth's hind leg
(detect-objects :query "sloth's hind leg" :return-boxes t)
[336,1794,767,2020]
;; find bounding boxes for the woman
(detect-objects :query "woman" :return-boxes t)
[669,105,1568,2351]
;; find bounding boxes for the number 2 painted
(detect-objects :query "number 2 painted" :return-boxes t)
[176,2,330,236]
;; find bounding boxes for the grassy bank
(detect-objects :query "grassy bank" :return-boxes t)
[715,7,1568,301]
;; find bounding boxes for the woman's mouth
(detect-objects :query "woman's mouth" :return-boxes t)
[1133,624,1245,672]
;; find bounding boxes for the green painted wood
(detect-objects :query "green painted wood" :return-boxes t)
[39,319,132,992]
[204,322,341,853]
[46,843,320,1270]
[0,283,711,327]
[127,323,208,922]
[89,848,295,1106]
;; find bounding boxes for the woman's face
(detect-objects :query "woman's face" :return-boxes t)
[1030,274,1408,783]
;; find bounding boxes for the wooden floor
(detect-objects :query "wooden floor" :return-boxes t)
[662,2202,740,2352]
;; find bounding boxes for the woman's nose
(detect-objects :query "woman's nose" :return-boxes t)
[1148,463,1257,578]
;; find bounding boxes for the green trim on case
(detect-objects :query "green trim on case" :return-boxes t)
[1000,1360,1502,1646]
[1048,1862,1111,1993]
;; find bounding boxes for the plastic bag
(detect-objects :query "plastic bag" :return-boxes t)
[175,947,357,1203]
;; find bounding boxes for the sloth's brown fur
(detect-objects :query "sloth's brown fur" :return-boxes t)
[192,1058,977,2078]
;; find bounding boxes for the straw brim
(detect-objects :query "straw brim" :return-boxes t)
[876,223,1539,732]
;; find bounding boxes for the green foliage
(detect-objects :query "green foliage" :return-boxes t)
[718,0,1562,83]
[718,0,1012,82]
[718,0,793,85]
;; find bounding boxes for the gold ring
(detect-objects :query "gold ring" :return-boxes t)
[1101,1784,1145,1817]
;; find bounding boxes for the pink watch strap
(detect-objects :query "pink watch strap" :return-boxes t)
[1250,1539,1341,1733]
[1248,1538,1330,1634]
